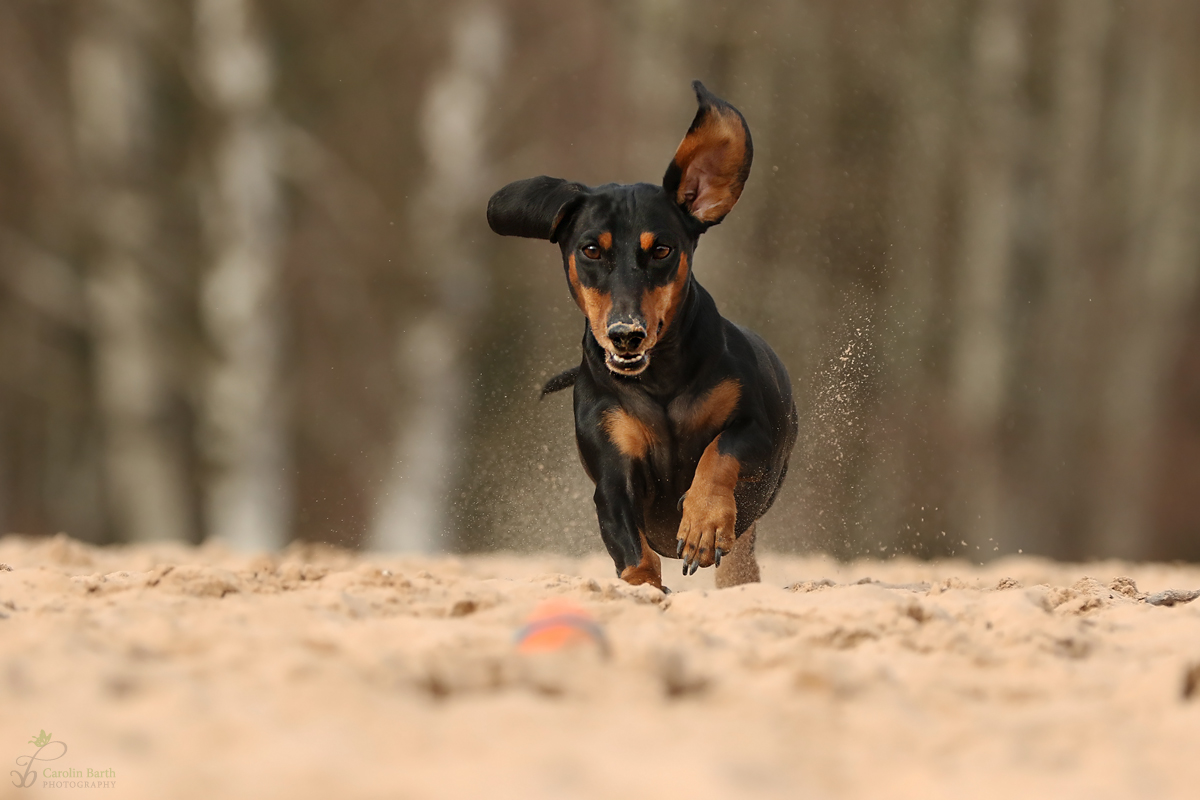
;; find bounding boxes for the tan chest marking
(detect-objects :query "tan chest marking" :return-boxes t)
[602,407,656,460]
[672,378,741,435]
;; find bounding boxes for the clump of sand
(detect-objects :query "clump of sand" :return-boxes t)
[1,533,1199,799]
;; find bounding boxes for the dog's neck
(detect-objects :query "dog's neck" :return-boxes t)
[582,275,724,402]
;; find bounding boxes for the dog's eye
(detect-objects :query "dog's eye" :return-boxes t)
[582,245,601,260]
[652,244,672,260]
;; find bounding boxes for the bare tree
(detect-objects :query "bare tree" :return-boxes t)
[195,0,287,549]
[948,0,1028,553]
[622,0,691,181]
[0,1,92,538]
[874,0,963,555]
[72,0,190,543]
[370,3,506,552]
[1093,3,1200,558]
[1023,0,1114,557]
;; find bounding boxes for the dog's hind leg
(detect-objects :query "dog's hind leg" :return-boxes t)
[714,523,760,588]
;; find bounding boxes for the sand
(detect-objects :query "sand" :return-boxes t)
[2,533,1199,799]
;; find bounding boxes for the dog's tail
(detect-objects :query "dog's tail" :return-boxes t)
[540,367,579,399]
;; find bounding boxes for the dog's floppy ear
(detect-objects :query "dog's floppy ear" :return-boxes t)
[662,81,753,230]
[487,176,590,243]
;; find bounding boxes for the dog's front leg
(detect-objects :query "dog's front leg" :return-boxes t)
[577,403,662,589]
[677,417,772,575]
[593,477,661,589]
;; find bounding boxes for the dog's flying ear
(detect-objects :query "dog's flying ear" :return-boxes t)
[487,176,591,243]
[662,81,753,230]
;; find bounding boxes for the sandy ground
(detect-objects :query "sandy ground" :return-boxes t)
[2,534,1199,800]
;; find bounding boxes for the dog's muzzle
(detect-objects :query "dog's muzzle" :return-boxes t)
[605,322,650,376]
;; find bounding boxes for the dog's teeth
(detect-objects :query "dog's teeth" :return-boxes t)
[605,351,650,376]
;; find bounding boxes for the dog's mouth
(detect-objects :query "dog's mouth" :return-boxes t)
[605,350,650,376]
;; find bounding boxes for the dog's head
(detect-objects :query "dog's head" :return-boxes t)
[487,81,752,377]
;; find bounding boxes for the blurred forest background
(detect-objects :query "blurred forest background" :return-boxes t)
[1,0,1198,561]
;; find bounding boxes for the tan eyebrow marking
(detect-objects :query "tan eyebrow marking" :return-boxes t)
[598,232,612,250]
[640,232,655,251]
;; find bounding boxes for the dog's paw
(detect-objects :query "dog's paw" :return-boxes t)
[676,489,736,575]
[620,563,664,590]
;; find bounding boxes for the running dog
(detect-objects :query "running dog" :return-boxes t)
[487,81,797,589]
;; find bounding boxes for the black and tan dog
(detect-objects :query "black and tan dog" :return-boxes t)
[487,81,797,590]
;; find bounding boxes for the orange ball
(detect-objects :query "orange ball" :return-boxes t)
[515,597,608,655]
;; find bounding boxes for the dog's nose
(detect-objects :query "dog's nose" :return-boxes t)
[607,323,646,354]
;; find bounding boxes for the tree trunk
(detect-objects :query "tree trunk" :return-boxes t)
[195,0,288,550]
[72,0,190,543]
[948,0,1027,554]
[1024,0,1113,557]
[370,4,506,553]
[1093,3,1200,558]
[874,0,962,556]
